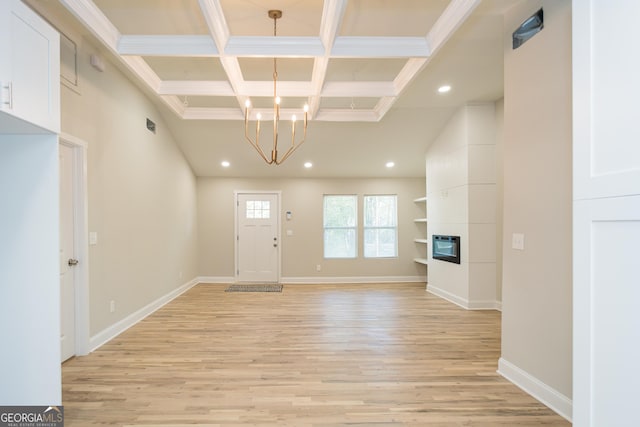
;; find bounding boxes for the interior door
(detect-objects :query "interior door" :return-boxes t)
[236,193,279,283]
[59,143,75,362]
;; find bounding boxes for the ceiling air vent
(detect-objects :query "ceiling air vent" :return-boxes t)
[512,8,543,49]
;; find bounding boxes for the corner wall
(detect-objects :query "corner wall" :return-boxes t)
[425,103,498,309]
[499,0,572,419]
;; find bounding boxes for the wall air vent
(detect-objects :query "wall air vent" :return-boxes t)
[512,8,543,49]
[146,118,156,134]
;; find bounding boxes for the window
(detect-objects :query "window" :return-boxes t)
[364,195,398,258]
[246,200,270,219]
[323,195,357,258]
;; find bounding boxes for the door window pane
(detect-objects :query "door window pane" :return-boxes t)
[246,200,270,219]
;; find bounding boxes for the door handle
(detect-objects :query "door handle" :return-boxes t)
[68,258,79,266]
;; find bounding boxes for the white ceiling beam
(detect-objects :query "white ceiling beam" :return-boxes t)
[315,109,380,122]
[120,56,162,92]
[319,0,348,50]
[239,81,313,98]
[182,107,243,120]
[198,0,229,52]
[59,0,120,51]
[427,0,482,53]
[158,81,234,96]
[393,58,428,93]
[225,36,324,57]
[118,35,218,56]
[373,97,397,121]
[309,57,330,118]
[310,0,347,118]
[322,82,397,97]
[160,95,187,117]
[331,37,431,58]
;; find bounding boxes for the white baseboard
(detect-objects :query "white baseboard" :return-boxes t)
[426,284,500,310]
[196,276,235,284]
[89,277,199,352]
[280,276,426,284]
[196,276,426,285]
[497,357,572,422]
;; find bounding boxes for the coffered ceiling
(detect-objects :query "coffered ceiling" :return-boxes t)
[58,0,491,122]
[29,0,512,177]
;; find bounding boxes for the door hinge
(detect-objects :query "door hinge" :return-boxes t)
[237,235,239,241]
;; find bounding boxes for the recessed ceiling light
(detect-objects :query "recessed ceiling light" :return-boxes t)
[386,161,395,168]
[304,162,313,168]
[221,161,230,167]
[438,85,452,93]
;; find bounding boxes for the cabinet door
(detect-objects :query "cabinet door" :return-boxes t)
[0,0,60,133]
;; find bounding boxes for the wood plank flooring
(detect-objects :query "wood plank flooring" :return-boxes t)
[62,283,571,426]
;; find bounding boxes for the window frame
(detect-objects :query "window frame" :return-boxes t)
[363,194,398,259]
[323,194,358,259]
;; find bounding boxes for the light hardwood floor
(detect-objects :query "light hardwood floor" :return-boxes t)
[62,283,571,426]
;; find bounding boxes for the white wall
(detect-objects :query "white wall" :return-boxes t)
[499,0,572,419]
[198,177,426,281]
[426,103,498,309]
[0,134,61,405]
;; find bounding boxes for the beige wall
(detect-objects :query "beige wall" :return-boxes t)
[198,177,426,280]
[58,32,199,335]
[501,0,572,400]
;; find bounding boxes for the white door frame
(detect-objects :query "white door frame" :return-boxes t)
[234,190,281,283]
[59,132,90,356]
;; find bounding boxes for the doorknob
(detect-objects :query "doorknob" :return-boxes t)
[68,258,79,266]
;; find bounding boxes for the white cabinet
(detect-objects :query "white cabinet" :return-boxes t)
[0,0,60,133]
[413,197,428,265]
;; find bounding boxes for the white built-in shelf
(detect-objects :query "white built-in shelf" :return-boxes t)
[413,196,427,203]
[414,218,427,223]
[414,258,428,265]
[414,238,428,244]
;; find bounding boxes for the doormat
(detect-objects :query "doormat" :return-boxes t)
[225,284,283,293]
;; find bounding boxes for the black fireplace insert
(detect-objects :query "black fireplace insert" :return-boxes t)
[432,235,461,264]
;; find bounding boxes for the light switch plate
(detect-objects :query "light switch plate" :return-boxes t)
[89,231,98,245]
[512,233,525,250]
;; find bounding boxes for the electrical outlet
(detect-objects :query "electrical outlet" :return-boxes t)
[316,264,321,272]
[110,300,116,313]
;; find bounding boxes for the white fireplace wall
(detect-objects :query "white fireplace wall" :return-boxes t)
[426,103,499,309]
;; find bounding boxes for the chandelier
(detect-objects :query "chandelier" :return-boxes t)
[244,10,309,165]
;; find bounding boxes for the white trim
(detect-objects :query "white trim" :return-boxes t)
[280,276,426,284]
[498,357,572,422]
[89,278,199,352]
[426,284,500,310]
[59,133,90,356]
[225,36,324,57]
[196,276,235,284]
[118,35,218,56]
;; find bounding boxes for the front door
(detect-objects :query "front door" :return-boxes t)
[59,143,76,361]
[236,193,279,283]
